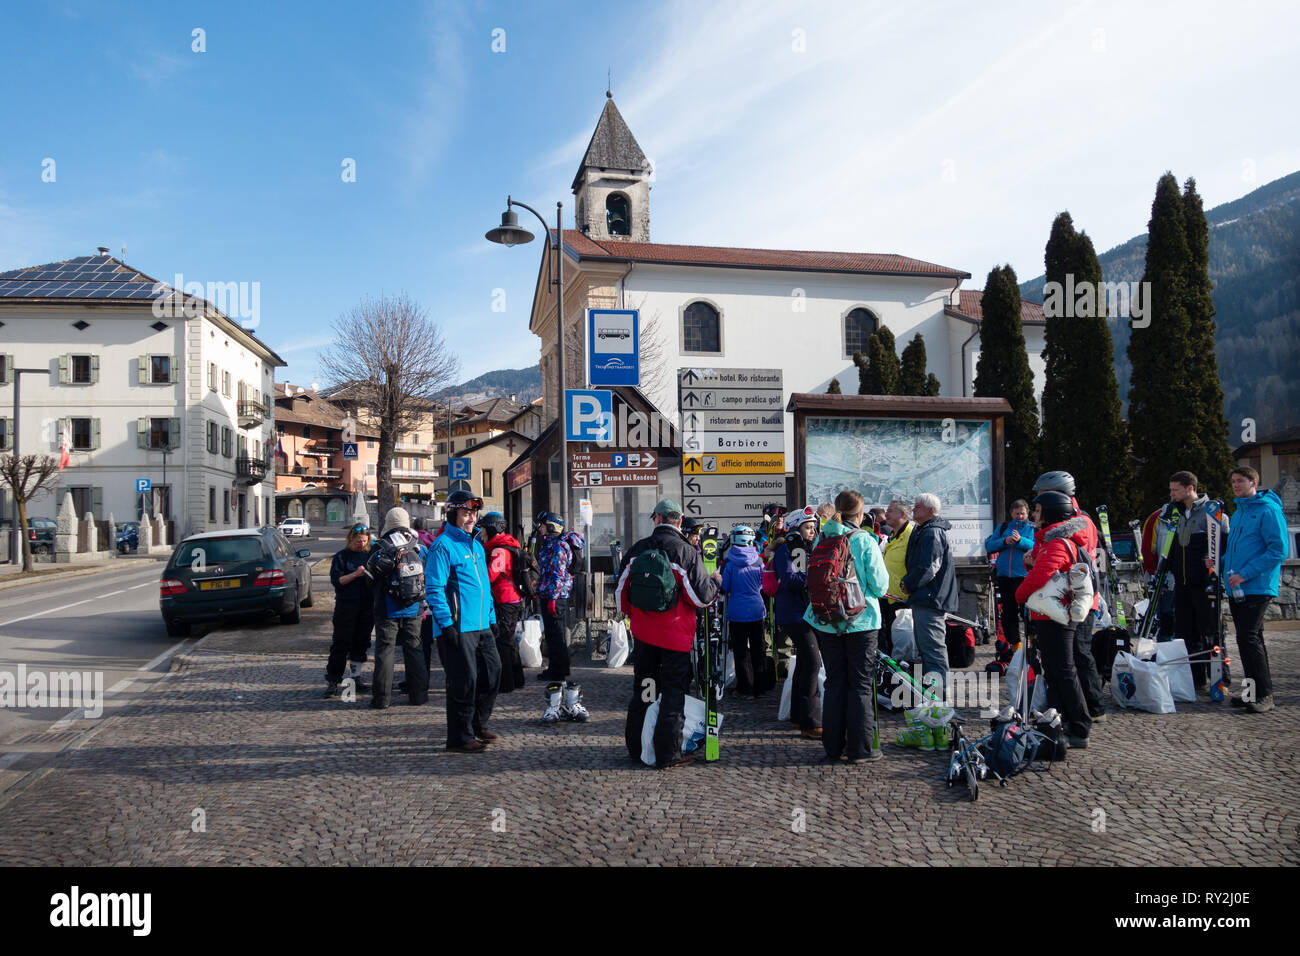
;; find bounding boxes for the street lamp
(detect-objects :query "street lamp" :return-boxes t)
[486,196,568,524]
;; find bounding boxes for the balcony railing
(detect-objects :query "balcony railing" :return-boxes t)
[236,456,268,483]
[392,468,437,480]
[395,442,433,455]
[237,400,266,429]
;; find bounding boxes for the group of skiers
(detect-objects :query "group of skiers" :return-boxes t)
[321,494,589,753]
[319,458,1286,764]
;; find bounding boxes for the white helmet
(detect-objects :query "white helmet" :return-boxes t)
[785,505,817,528]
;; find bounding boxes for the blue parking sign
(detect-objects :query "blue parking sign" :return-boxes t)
[448,457,471,480]
[135,478,151,494]
[565,389,613,442]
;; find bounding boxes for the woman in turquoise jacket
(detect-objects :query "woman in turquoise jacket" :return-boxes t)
[1219,468,1289,712]
[803,490,890,763]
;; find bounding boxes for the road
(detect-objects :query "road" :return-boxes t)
[0,529,341,776]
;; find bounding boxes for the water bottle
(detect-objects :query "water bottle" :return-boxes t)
[1228,570,1245,601]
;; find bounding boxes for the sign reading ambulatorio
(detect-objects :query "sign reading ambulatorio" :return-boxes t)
[587,308,639,387]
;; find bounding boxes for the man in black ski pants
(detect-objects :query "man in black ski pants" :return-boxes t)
[1159,471,1228,692]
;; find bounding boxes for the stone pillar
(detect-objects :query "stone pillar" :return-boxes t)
[81,512,98,553]
[54,492,78,563]
[152,514,166,549]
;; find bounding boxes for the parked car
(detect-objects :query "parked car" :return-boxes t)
[1,516,58,558]
[277,516,311,537]
[159,528,313,637]
[116,521,141,554]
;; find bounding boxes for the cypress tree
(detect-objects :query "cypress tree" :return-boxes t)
[861,326,900,395]
[1128,173,1198,517]
[852,350,869,394]
[925,373,941,396]
[899,332,930,395]
[1181,178,1233,502]
[827,377,842,394]
[973,265,1041,501]
[1040,212,1134,521]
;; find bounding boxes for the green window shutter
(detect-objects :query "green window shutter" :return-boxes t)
[170,355,179,384]
[92,487,103,520]
[138,356,148,385]
[0,356,11,385]
[169,417,181,449]
[90,419,101,450]
[90,354,100,384]
[137,417,150,449]
[0,416,10,450]
[58,354,70,384]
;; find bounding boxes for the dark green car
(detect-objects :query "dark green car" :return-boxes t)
[159,528,313,637]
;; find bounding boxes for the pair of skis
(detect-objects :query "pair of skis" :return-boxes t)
[1205,501,1230,701]
[695,595,725,761]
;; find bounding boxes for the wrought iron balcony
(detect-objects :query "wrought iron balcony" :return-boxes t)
[237,400,266,429]
[236,455,268,483]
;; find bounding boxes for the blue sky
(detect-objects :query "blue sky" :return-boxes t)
[3,0,1298,387]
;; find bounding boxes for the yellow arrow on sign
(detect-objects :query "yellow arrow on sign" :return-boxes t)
[682,453,785,474]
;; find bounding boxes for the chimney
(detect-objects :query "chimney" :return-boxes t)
[96,246,110,255]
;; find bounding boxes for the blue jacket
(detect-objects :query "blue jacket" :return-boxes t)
[425,524,497,632]
[985,519,1035,577]
[719,544,765,623]
[1222,489,1289,597]
[772,539,810,625]
[803,518,890,634]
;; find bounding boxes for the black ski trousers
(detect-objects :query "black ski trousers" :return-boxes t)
[1174,581,1217,688]
[326,600,373,682]
[729,619,768,696]
[624,640,692,766]
[1072,617,1104,716]
[1229,595,1273,700]
[373,615,426,707]
[996,575,1027,647]
[439,627,501,748]
[816,628,877,761]
[541,598,570,678]
[781,620,823,730]
[494,600,526,692]
[1037,619,1092,740]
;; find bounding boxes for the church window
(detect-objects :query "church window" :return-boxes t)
[844,307,877,357]
[606,193,631,236]
[683,302,721,354]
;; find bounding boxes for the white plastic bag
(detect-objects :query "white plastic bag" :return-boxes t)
[1155,639,1196,703]
[1133,636,1157,661]
[1112,650,1175,714]
[889,608,916,661]
[606,620,629,668]
[724,650,736,690]
[517,615,544,668]
[1006,647,1049,713]
[777,655,827,721]
[640,694,721,765]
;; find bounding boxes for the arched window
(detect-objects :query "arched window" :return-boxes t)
[683,301,721,353]
[606,193,631,236]
[844,307,877,357]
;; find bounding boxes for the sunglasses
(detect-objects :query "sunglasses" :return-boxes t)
[351,524,369,533]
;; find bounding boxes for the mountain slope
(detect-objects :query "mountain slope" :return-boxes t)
[438,365,541,405]
[1020,170,1300,437]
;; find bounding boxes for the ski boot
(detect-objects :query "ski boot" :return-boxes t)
[322,679,342,700]
[541,682,564,723]
[561,680,589,721]
[347,661,369,693]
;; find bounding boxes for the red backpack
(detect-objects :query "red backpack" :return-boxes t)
[807,531,867,626]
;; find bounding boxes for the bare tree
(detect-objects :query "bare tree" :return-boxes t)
[0,454,61,572]
[317,294,460,516]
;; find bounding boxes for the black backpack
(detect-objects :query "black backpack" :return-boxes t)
[627,548,678,612]
[494,544,540,600]
[981,720,1036,778]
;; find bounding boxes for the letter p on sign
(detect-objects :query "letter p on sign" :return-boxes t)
[565,389,613,442]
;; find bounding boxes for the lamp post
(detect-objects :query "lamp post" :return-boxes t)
[486,197,568,525]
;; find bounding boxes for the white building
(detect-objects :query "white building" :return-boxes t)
[0,252,284,537]
[531,95,1048,462]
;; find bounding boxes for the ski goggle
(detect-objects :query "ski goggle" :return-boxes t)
[450,497,484,512]
[785,506,816,527]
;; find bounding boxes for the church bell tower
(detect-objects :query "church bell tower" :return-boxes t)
[572,92,651,241]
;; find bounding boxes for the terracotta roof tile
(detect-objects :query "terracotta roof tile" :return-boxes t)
[946,289,1046,326]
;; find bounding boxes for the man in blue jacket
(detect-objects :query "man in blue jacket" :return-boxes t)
[1220,466,1289,714]
[426,490,501,752]
[901,493,958,691]
[985,499,1035,647]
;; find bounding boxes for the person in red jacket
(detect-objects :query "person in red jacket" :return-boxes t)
[616,498,719,768]
[1029,471,1104,719]
[1017,491,1094,748]
[480,512,527,693]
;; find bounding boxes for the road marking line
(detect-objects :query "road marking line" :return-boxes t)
[0,598,96,628]
[128,582,155,590]
[93,589,126,599]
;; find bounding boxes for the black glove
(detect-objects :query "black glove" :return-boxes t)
[441,625,459,642]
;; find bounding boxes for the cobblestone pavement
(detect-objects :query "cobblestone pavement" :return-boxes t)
[1,580,1296,865]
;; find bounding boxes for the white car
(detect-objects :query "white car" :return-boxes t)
[277,517,311,537]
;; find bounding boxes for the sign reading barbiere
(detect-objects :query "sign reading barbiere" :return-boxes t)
[587,309,639,387]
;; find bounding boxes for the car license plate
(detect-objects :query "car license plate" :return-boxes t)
[198,578,241,591]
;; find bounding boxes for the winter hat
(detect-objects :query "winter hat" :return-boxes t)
[1033,491,1073,526]
[382,507,411,535]
[653,498,683,519]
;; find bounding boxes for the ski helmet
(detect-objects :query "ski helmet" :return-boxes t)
[785,505,817,529]
[1033,490,1074,526]
[730,524,756,547]
[479,511,506,537]
[445,490,484,514]
[1033,470,1076,496]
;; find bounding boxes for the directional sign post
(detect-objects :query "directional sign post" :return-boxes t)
[679,368,785,526]
[570,449,659,488]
